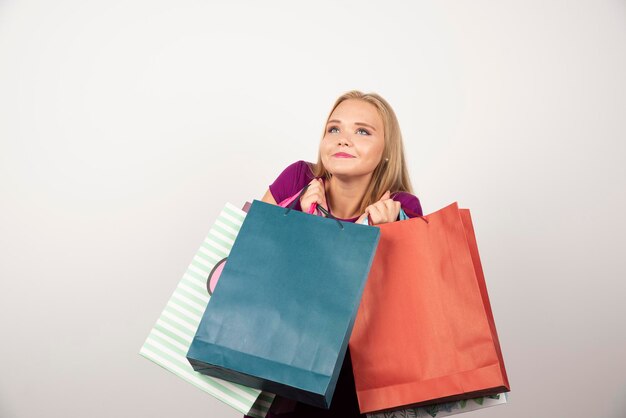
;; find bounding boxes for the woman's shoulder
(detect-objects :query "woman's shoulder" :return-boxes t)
[268,160,316,203]
[391,191,424,217]
[277,160,316,184]
[290,160,316,177]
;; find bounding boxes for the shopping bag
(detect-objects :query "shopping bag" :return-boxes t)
[349,202,510,413]
[139,203,275,418]
[367,393,508,418]
[186,197,381,409]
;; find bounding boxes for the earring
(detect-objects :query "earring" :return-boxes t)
[384,158,389,162]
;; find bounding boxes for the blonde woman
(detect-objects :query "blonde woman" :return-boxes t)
[263,90,422,225]
[245,91,424,417]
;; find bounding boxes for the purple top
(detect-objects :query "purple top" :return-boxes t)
[269,160,423,221]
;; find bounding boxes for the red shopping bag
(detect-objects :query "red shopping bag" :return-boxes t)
[349,202,510,413]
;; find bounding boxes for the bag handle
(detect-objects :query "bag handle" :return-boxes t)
[278,181,428,227]
[281,183,344,230]
[359,207,429,225]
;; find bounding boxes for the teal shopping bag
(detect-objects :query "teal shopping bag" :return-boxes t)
[187,198,380,409]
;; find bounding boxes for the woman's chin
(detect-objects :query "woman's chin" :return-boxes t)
[326,162,353,175]
[327,166,372,178]
[323,158,375,178]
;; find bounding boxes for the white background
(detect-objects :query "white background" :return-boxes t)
[1,1,625,417]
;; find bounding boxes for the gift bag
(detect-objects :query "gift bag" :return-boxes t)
[367,393,508,418]
[349,202,510,413]
[187,198,380,409]
[139,203,274,418]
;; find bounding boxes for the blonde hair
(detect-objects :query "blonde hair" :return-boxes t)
[312,90,414,215]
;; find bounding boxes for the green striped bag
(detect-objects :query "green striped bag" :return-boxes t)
[139,203,275,417]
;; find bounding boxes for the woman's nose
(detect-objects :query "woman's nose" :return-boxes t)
[338,135,352,146]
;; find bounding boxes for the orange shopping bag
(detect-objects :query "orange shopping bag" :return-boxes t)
[349,202,510,413]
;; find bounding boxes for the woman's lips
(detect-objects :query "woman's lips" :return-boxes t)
[332,153,355,158]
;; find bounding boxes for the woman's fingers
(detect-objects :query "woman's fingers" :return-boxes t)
[301,184,400,223]
[382,197,395,212]
[383,199,401,218]
[367,204,384,225]
[312,179,328,210]
[365,191,401,225]
[300,178,328,214]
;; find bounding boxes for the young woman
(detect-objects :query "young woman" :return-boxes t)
[250,90,423,417]
[262,90,422,225]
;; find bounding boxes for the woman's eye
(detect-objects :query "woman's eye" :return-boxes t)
[356,128,370,135]
[328,126,339,133]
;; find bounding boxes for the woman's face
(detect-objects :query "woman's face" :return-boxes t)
[320,99,385,178]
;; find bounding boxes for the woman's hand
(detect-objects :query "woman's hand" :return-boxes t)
[356,191,401,225]
[299,178,329,214]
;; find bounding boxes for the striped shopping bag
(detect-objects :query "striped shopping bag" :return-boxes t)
[139,203,275,417]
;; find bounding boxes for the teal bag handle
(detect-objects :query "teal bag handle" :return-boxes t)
[284,183,344,230]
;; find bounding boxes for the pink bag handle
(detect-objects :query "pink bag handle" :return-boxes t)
[277,190,303,209]
[279,182,344,229]
[278,178,326,216]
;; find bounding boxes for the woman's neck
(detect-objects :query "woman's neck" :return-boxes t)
[325,174,372,219]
